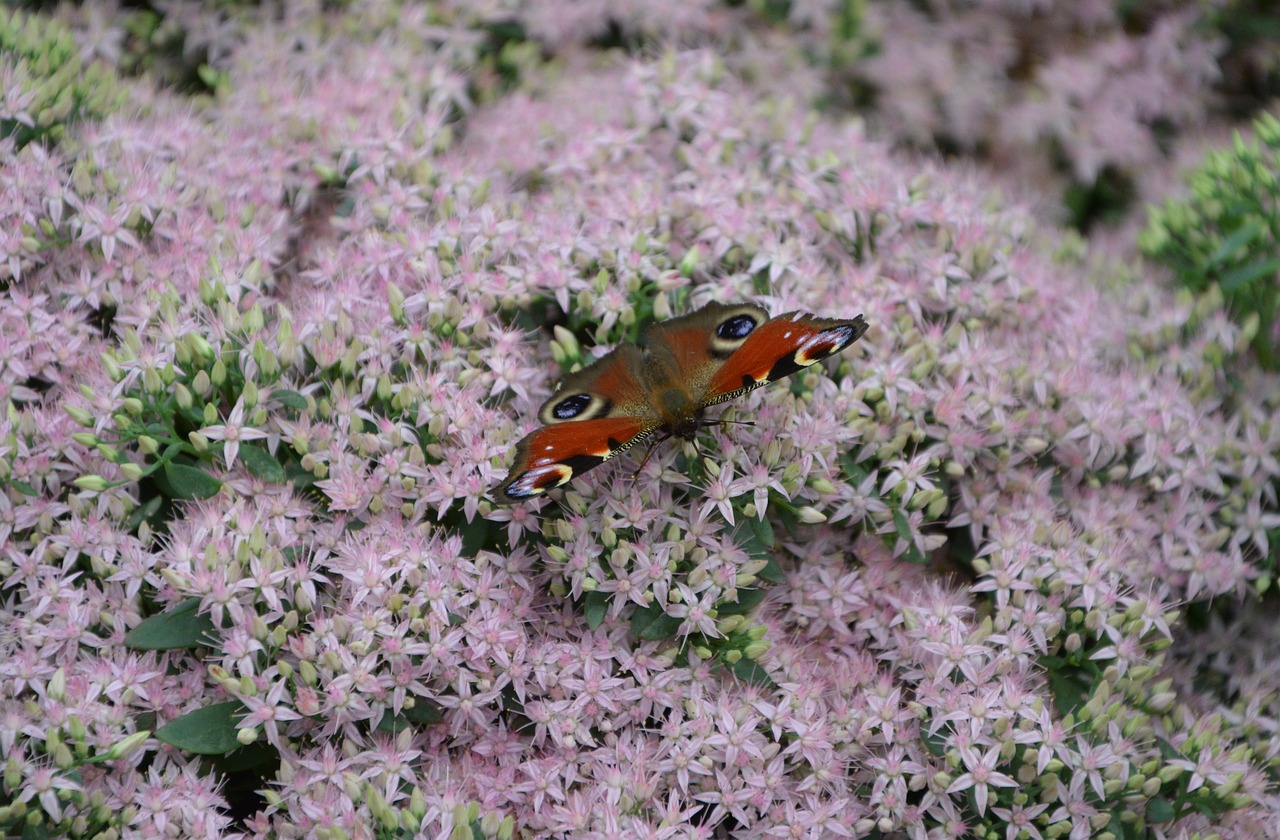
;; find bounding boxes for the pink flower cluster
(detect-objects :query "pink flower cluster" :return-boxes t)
[0,1,1277,838]
[833,1,1224,199]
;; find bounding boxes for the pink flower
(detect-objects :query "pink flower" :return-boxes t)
[946,745,1017,815]
[239,680,303,747]
[199,398,268,470]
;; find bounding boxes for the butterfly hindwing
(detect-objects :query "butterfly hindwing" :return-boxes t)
[492,416,657,503]
[492,344,661,504]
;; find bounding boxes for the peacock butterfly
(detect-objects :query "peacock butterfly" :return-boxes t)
[492,302,869,503]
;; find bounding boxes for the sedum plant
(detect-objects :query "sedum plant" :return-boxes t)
[1141,111,1280,371]
[0,2,1278,838]
[0,7,124,150]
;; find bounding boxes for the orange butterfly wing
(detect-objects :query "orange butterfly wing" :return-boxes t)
[703,312,868,405]
[492,416,656,503]
[491,344,661,504]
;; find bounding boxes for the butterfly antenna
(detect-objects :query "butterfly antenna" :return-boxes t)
[703,416,756,448]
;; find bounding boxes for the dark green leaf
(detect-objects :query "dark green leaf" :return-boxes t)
[840,452,869,484]
[459,518,491,558]
[631,602,682,641]
[743,514,774,551]
[124,494,164,535]
[757,558,785,585]
[239,444,286,483]
[376,699,444,733]
[1220,256,1280,293]
[162,462,222,500]
[728,657,776,688]
[769,490,802,533]
[921,725,948,757]
[8,479,37,496]
[1146,797,1175,823]
[403,699,444,725]
[271,389,309,411]
[1208,220,1264,266]
[125,597,217,650]
[1045,663,1092,718]
[717,587,766,616]
[287,461,319,492]
[583,591,608,629]
[375,713,408,735]
[892,508,926,564]
[735,515,783,583]
[155,701,243,755]
[20,823,51,840]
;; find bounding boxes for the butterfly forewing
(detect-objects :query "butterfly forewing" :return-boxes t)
[642,302,771,402]
[492,416,658,503]
[702,312,869,406]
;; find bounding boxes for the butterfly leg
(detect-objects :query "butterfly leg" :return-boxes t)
[629,432,672,480]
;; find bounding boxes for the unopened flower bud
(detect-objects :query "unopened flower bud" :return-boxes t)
[104,730,151,761]
[796,506,826,524]
[73,475,109,492]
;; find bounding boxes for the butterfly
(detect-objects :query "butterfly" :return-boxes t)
[491,302,869,504]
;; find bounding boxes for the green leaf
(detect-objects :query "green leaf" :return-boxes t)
[840,452,869,484]
[7,479,37,496]
[162,462,222,500]
[459,518,491,558]
[717,586,766,616]
[1220,256,1280,293]
[1146,796,1175,823]
[287,461,319,492]
[125,597,217,650]
[921,725,948,757]
[155,701,243,755]
[403,700,443,725]
[631,602,682,641]
[271,389,308,411]
[239,444,285,482]
[728,657,776,688]
[124,494,164,535]
[376,699,444,733]
[742,513,774,551]
[769,490,802,533]
[735,515,783,584]
[892,508,927,564]
[757,558,785,585]
[1207,219,1264,266]
[20,822,51,840]
[583,591,608,629]
[1045,662,1092,718]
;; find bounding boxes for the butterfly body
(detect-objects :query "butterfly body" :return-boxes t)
[492,302,868,504]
